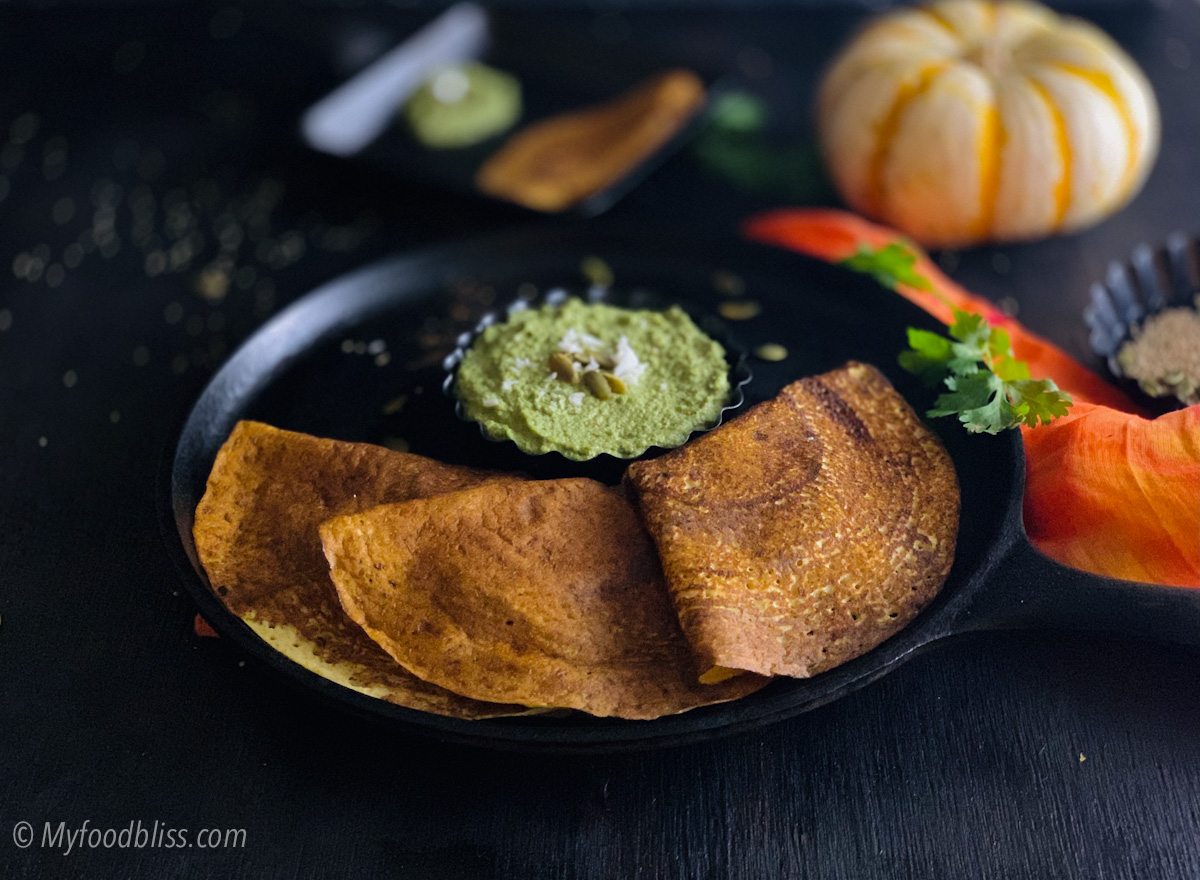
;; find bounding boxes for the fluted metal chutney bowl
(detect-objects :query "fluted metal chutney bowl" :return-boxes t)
[441,282,753,484]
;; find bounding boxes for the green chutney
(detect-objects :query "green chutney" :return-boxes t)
[455,298,730,460]
[403,62,522,149]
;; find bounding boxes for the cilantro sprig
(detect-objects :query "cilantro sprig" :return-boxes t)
[900,312,1072,433]
[839,242,1073,434]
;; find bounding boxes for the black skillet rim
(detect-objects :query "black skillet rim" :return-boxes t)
[165,222,1025,753]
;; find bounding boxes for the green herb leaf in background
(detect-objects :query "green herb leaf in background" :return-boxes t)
[840,242,935,292]
[691,91,836,204]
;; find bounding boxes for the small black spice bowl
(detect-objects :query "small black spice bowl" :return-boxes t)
[1083,232,1199,413]
[441,285,753,484]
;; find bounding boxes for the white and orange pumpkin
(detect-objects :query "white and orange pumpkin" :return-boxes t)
[817,0,1160,247]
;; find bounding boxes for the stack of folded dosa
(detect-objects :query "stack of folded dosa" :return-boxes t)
[192,422,763,719]
[192,420,523,718]
[192,361,959,720]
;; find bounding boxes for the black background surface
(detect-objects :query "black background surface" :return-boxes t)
[1,1,1198,877]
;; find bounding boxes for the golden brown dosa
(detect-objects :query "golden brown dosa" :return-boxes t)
[192,420,525,719]
[319,478,769,719]
[626,361,960,679]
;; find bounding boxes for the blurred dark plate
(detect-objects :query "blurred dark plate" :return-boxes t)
[300,4,722,216]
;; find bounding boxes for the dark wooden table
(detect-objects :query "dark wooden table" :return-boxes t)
[2,2,1197,877]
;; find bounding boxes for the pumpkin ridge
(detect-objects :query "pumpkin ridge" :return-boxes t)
[865,63,949,220]
[973,103,1003,240]
[981,2,997,34]
[1026,77,1072,229]
[919,5,963,38]
[1050,62,1140,206]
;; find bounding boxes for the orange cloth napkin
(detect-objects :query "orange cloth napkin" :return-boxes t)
[743,208,1199,588]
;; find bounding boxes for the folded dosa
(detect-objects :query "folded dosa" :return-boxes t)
[319,479,768,719]
[626,362,959,679]
[192,420,524,719]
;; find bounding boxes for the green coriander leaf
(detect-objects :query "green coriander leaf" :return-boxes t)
[947,309,989,349]
[903,326,962,383]
[906,327,954,360]
[899,351,945,385]
[929,371,1014,434]
[1008,378,1073,428]
[897,327,952,384]
[947,342,986,377]
[993,354,1030,382]
[987,326,1013,361]
[840,242,934,292]
[900,307,1073,433]
[929,372,999,413]
[925,377,983,417]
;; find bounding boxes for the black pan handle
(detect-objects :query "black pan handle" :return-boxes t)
[953,536,1200,647]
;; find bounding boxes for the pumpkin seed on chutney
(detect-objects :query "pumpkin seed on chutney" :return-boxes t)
[547,352,579,384]
[583,369,612,400]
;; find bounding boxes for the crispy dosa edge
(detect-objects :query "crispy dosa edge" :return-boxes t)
[320,478,769,720]
[192,420,527,719]
[625,362,960,679]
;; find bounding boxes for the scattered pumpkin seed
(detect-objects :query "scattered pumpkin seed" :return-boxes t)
[572,349,615,369]
[583,369,612,400]
[381,394,408,416]
[718,300,761,321]
[712,269,745,298]
[754,343,788,362]
[548,352,579,384]
[580,256,614,289]
[602,372,627,394]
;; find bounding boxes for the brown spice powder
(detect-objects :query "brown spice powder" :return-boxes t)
[1116,306,1200,405]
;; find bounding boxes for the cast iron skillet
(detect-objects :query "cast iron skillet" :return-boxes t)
[166,224,1200,753]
